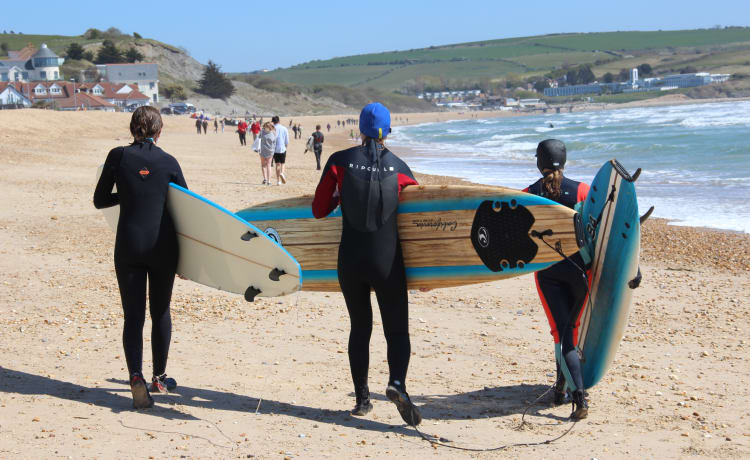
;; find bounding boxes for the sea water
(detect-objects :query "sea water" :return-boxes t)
[389,101,750,233]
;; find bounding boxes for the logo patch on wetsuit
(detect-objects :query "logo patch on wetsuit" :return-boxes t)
[138,167,150,180]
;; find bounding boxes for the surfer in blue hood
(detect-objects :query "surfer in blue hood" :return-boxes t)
[312,102,422,426]
[524,139,591,419]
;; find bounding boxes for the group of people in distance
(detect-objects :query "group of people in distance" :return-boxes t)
[93,103,590,424]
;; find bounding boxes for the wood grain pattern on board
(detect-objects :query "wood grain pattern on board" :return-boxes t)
[238,185,581,292]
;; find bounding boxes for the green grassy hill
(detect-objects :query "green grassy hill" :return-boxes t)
[267,28,750,93]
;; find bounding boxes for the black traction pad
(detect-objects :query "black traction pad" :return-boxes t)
[470,200,538,272]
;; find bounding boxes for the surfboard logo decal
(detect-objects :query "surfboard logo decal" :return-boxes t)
[264,227,282,245]
[470,200,538,272]
[477,227,489,247]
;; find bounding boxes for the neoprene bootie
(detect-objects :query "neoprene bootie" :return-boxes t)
[571,389,588,420]
[351,385,373,416]
[386,382,422,426]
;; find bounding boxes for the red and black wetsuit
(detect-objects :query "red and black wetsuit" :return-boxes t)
[524,176,590,391]
[94,141,187,378]
[313,141,417,393]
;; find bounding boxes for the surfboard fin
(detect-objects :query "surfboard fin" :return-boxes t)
[269,268,286,281]
[628,267,642,289]
[244,286,261,302]
[241,231,258,241]
[640,206,655,225]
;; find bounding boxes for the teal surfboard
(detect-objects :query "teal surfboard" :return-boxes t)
[577,159,642,388]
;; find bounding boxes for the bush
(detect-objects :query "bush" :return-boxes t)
[125,47,144,63]
[197,60,235,100]
[0,42,8,56]
[133,32,142,39]
[66,43,84,60]
[95,40,124,64]
[83,28,102,39]
[82,50,95,62]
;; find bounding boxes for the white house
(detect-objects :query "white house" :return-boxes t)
[94,63,159,103]
[0,44,64,82]
[0,83,32,106]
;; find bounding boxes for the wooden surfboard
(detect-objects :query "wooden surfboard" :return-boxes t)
[236,185,584,291]
[577,159,642,388]
[96,167,302,300]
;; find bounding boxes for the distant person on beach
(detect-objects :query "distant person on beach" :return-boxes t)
[272,115,289,185]
[220,119,225,133]
[237,119,248,146]
[258,121,276,185]
[195,118,202,135]
[311,124,324,170]
[327,123,331,132]
[93,106,187,409]
[297,124,303,139]
[214,119,218,133]
[251,120,261,141]
[292,124,298,139]
[202,119,208,134]
[312,102,422,426]
[523,138,590,420]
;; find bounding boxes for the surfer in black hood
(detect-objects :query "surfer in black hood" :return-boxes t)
[94,106,187,409]
[312,102,422,425]
[524,139,591,419]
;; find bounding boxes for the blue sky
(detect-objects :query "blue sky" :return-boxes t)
[2,1,749,72]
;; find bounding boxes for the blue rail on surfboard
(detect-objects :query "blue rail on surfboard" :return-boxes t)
[169,183,303,284]
[236,193,559,222]
[302,262,551,282]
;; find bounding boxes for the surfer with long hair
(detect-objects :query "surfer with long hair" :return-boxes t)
[312,102,422,425]
[94,106,188,409]
[524,139,591,419]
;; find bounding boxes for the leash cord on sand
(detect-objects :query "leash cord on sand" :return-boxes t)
[408,224,603,452]
[119,418,235,450]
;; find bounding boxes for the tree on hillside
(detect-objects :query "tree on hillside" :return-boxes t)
[95,40,124,64]
[84,28,102,39]
[637,63,653,76]
[66,43,84,60]
[197,60,235,100]
[82,50,95,62]
[533,80,549,93]
[104,27,124,38]
[577,65,596,84]
[565,68,579,85]
[133,32,142,39]
[0,42,8,56]
[618,68,630,82]
[162,84,187,101]
[603,72,615,83]
[125,47,144,63]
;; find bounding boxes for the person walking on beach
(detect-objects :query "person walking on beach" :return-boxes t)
[311,124,324,170]
[220,119,225,133]
[195,118,202,135]
[202,119,208,134]
[214,118,218,133]
[292,124,298,139]
[327,123,331,133]
[272,115,289,185]
[523,139,590,420]
[297,124,303,139]
[312,102,422,426]
[258,121,276,185]
[237,119,248,146]
[251,120,260,141]
[93,106,187,409]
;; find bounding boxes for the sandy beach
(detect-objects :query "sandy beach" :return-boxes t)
[0,108,748,459]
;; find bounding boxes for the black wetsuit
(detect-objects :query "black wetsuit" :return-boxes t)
[312,142,417,393]
[525,176,590,392]
[93,141,187,377]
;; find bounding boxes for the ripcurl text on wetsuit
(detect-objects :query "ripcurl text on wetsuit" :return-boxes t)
[312,142,418,392]
[525,176,590,391]
[93,141,187,377]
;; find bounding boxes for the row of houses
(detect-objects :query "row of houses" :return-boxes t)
[544,69,731,97]
[0,43,160,105]
[0,81,151,111]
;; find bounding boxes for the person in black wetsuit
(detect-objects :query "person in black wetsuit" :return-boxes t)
[93,106,187,409]
[312,102,422,426]
[523,139,591,420]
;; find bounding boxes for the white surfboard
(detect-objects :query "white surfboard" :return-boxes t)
[96,166,302,300]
